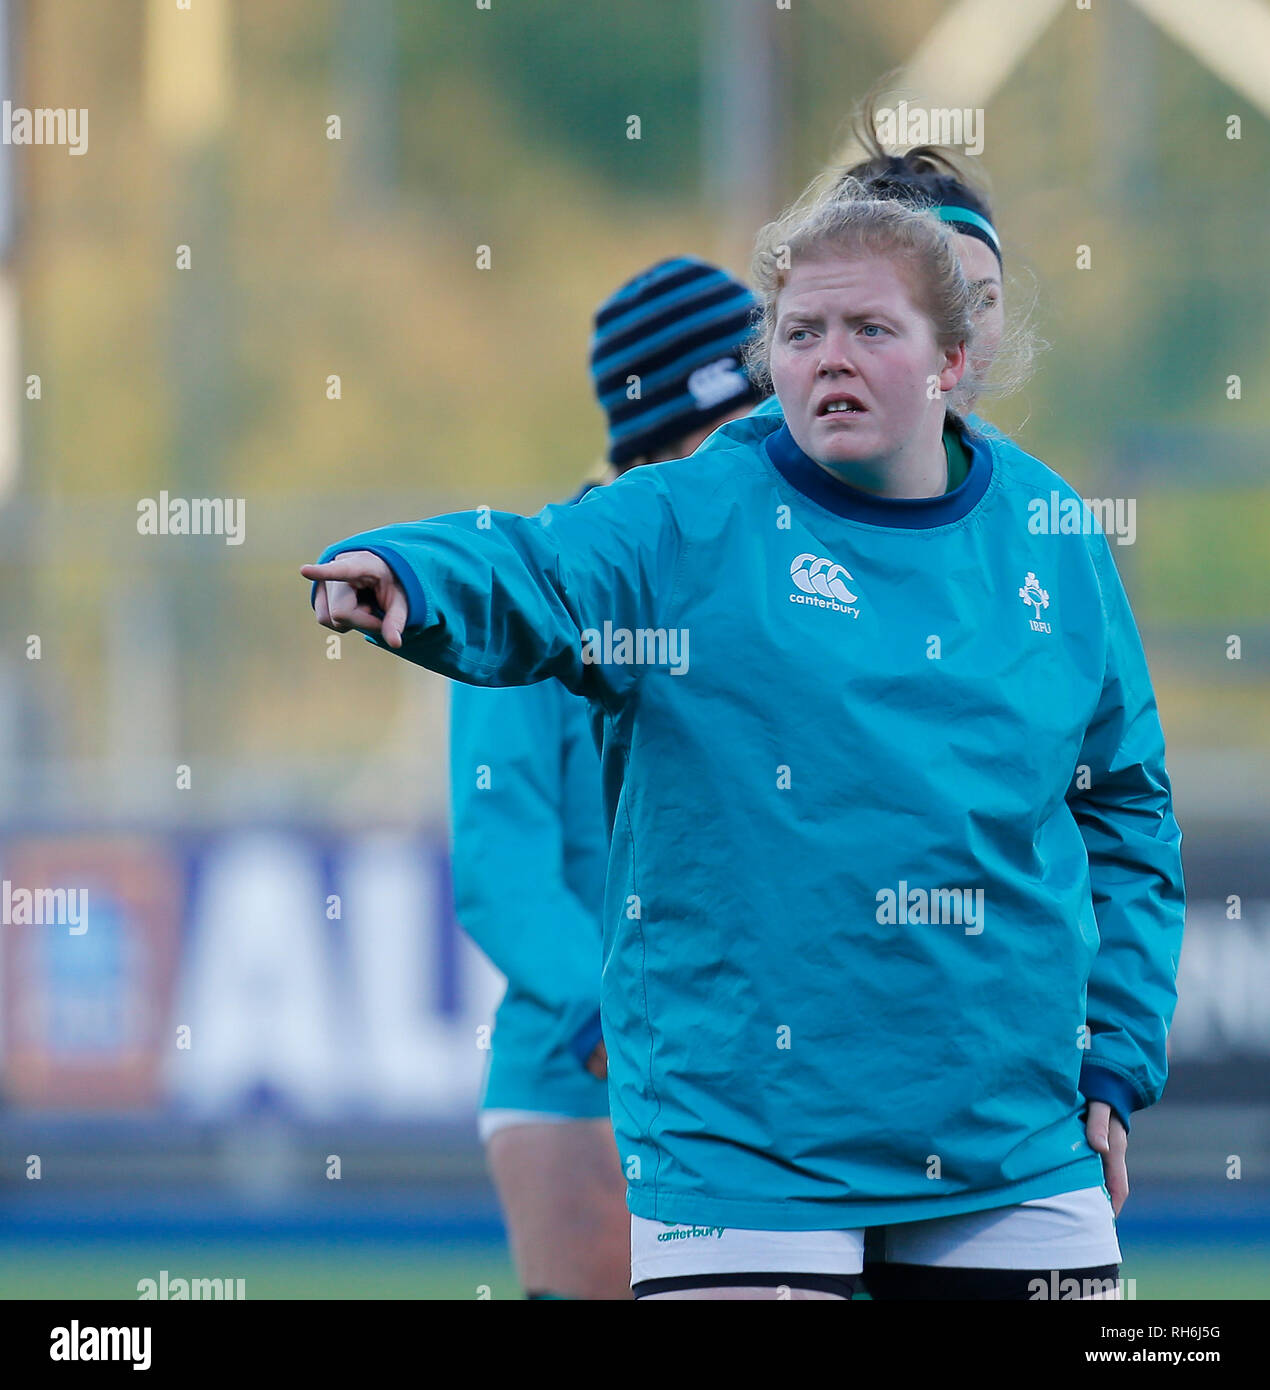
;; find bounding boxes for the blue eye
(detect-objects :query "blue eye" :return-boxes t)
[789,328,809,342]
[861,324,885,338]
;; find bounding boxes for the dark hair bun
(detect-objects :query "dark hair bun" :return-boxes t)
[839,94,997,228]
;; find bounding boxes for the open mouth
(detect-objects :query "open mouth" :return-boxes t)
[817,394,866,417]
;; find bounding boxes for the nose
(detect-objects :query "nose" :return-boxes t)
[816,328,857,378]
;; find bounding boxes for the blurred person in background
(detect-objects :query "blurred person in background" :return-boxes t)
[448,258,767,1300]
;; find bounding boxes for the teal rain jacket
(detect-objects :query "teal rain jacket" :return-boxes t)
[312,411,1184,1229]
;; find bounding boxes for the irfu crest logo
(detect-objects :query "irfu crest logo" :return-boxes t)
[1018,572,1051,633]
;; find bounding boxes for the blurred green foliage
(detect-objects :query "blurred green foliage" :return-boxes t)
[10,0,1270,781]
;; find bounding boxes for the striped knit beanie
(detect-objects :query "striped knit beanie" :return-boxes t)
[590,257,764,466]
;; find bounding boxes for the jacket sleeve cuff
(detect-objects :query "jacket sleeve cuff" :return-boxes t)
[567,1011,604,1071]
[1079,1061,1137,1134]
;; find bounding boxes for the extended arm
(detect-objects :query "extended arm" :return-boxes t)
[303,470,681,705]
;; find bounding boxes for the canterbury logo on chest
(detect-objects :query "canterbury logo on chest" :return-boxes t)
[788,553,860,618]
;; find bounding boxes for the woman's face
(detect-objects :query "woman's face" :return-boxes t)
[951,231,1004,392]
[770,253,965,474]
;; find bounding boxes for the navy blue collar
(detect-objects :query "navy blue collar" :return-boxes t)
[763,415,993,528]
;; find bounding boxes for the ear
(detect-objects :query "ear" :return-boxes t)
[936,340,967,395]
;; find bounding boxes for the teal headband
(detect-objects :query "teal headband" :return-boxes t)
[934,205,1002,263]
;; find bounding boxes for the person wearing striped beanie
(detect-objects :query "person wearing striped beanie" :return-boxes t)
[589,255,768,474]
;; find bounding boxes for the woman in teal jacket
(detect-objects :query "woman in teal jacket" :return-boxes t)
[304,180,1183,1300]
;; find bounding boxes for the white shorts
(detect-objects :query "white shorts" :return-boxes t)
[477,1108,586,1143]
[630,1185,1120,1284]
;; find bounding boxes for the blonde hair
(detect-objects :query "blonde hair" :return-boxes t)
[743,177,990,416]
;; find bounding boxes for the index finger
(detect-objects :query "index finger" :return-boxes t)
[301,560,364,583]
